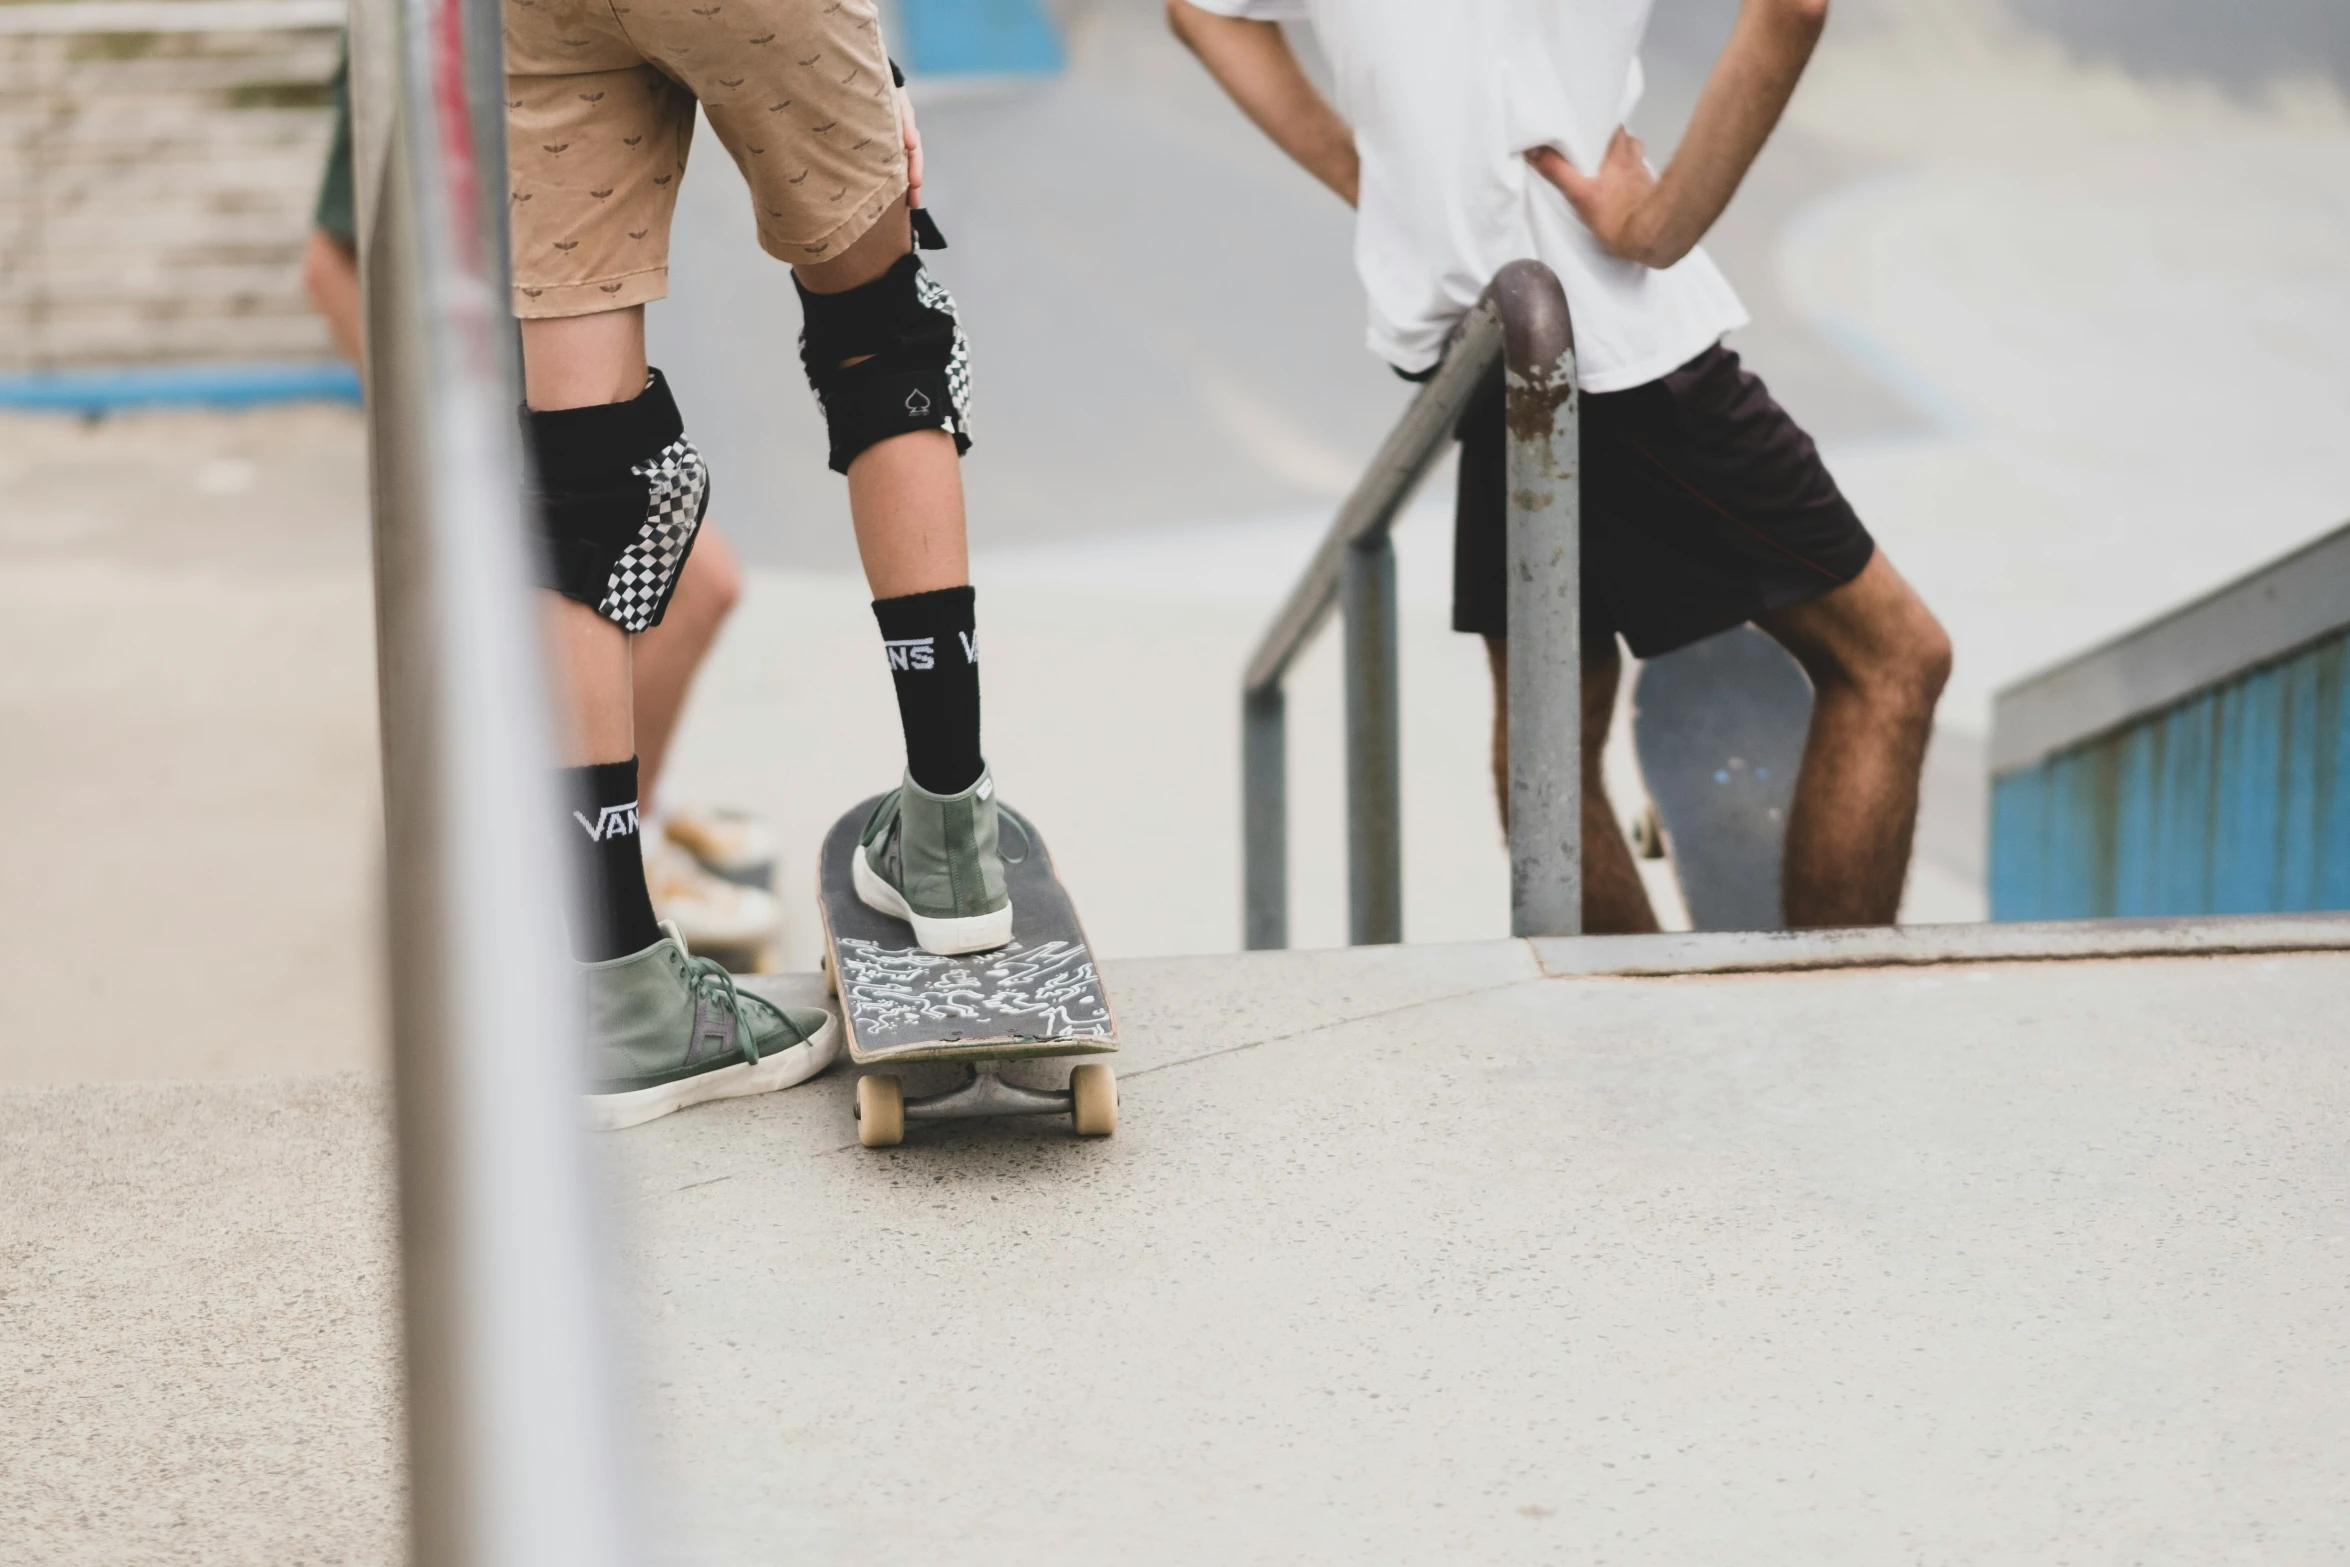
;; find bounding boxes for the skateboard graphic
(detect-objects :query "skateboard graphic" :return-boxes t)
[817,796,1118,1148]
[1630,624,1813,931]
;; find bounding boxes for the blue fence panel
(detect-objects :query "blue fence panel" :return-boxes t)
[894,0,1063,77]
[1992,632,2350,919]
[0,360,363,412]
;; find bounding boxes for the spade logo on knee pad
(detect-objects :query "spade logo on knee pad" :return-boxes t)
[904,389,932,417]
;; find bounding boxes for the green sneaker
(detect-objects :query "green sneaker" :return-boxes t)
[851,765,1014,955]
[583,922,839,1131]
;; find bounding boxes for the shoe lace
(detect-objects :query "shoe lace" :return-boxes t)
[659,920,776,1067]
[685,953,768,1068]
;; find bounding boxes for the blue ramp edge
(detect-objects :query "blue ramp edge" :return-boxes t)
[895,0,1063,77]
[0,360,363,413]
[1990,629,2350,920]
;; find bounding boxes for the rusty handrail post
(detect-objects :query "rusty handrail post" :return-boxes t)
[1495,261,1582,937]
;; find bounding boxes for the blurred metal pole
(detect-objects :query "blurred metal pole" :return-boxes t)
[1342,536,1403,944]
[1496,260,1582,938]
[356,0,645,1558]
[1242,686,1287,950]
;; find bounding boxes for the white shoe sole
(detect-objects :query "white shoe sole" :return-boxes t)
[585,1010,842,1132]
[852,844,1014,955]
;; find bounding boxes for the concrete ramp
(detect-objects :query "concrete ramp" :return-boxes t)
[9,939,2350,1562]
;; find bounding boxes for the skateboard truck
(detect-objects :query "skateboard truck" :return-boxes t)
[855,1060,1117,1148]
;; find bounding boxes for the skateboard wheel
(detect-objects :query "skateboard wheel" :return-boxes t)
[1069,1063,1116,1137]
[820,951,838,999]
[856,1074,904,1147]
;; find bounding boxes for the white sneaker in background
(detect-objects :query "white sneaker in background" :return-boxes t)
[645,839,781,959]
[661,805,778,889]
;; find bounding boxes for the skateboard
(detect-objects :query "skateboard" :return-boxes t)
[816,795,1118,1148]
[1630,624,1813,932]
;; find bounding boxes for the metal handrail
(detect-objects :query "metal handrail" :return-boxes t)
[350,0,644,1559]
[1242,260,1582,948]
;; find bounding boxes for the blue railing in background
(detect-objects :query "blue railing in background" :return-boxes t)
[0,361,362,412]
[894,0,1063,77]
[1991,520,2350,920]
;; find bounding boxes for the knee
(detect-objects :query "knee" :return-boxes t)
[1909,612,1954,704]
[1873,603,1952,712]
[1832,610,1949,724]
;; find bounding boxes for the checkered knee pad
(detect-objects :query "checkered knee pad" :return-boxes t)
[796,251,973,475]
[597,437,707,632]
[525,368,711,632]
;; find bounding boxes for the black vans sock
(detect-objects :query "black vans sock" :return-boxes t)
[872,585,982,795]
[560,757,662,962]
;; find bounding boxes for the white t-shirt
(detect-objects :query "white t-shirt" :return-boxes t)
[1187,0,1748,391]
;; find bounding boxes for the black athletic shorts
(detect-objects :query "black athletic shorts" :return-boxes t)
[1450,342,1873,658]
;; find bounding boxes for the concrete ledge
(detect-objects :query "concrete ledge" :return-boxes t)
[1532,911,2350,979]
[1991,518,2350,774]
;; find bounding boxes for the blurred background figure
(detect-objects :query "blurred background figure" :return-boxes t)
[3,0,2347,1085]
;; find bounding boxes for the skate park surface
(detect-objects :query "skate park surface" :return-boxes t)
[6,0,2350,1559]
[11,932,2350,1562]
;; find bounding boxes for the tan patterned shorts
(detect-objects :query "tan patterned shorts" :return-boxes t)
[504,0,906,319]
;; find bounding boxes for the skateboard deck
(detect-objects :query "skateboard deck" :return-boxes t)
[817,796,1119,1067]
[1630,624,1813,932]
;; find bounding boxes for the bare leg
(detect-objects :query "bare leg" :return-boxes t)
[544,596,634,766]
[1754,551,1951,927]
[1484,635,1660,935]
[792,206,969,600]
[520,307,651,766]
[634,528,743,812]
[302,230,364,366]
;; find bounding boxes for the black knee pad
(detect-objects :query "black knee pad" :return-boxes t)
[523,367,709,632]
[796,251,972,475]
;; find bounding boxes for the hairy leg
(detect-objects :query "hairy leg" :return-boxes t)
[1483,635,1660,935]
[634,527,742,811]
[793,206,969,599]
[1754,552,1951,927]
[521,306,651,765]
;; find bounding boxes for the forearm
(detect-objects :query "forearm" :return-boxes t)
[1630,0,1826,266]
[1166,0,1358,206]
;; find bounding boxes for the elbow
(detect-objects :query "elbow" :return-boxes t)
[1619,213,1695,272]
[1165,0,1201,46]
